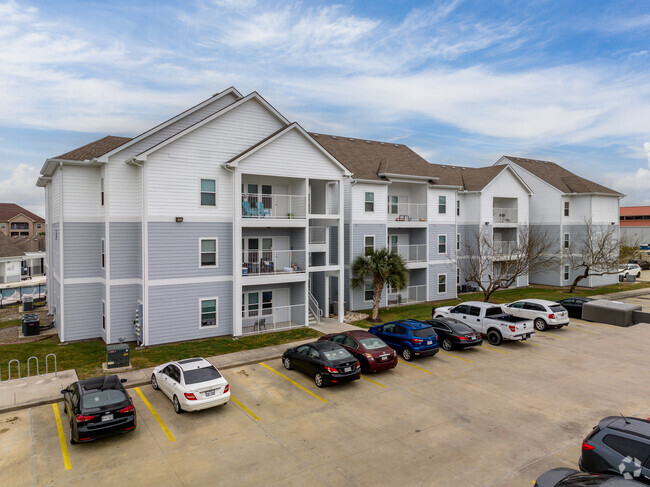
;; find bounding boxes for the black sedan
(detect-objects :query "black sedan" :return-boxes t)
[535,467,645,486]
[555,297,594,319]
[425,317,483,351]
[61,375,136,444]
[282,341,361,388]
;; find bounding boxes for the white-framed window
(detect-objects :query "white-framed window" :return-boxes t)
[438,195,446,214]
[364,281,373,301]
[201,178,217,206]
[102,301,106,330]
[456,199,460,216]
[438,235,447,254]
[563,265,570,281]
[364,235,375,256]
[36,223,42,229]
[564,201,570,217]
[388,195,399,214]
[456,268,460,284]
[365,192,374,212]
[389,235,398,253]
[200,297,218,328]
[242,291,273,318]
[101,238,105,268]
[457,233,460,251]
[438,274,447,294]
[199,238,218,267]
[563,233,570,249]
[0,223,4,228]
[100,178,104,206]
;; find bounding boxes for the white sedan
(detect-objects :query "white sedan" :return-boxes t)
[151,357,230,413]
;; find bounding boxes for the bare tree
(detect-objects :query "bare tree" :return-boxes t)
[458,225,559,302]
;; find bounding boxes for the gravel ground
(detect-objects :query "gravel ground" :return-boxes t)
[0,305,54,344]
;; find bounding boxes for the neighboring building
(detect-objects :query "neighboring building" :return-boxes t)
[620,206,650,245]
[0,233,46,283]
[0,203,45,237]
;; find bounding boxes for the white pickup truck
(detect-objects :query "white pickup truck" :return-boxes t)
[433,301,535,346]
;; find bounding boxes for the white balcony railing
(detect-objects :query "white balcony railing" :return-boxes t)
[390,244,427,262]
[387,285,427,306]
[387,203,427,222]
[241,304,307,335]
[309,226,327,245]
[242,194,306,219]
[242,250,306,276]
[493,208,517,223]
[493,241,517,254]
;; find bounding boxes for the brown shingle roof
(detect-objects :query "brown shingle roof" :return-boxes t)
[54,135,132,161]
[0,203,44,223]
[503,156,622,195]
[14,235,46,253]
[0,232,25,258]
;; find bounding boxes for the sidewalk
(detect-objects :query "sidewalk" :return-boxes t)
[0,317,359,414]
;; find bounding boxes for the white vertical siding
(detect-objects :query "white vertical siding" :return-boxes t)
[480,169,530,225]
[351,183,388,223]
[62,165,102,220]
[591,196,619,224]
[51,168,62,223]
[108,159,141,219]
[457,193,480,224]
[427,188,456,224]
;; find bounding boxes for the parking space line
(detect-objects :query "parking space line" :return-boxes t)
[566,326,597,335]
[259,362,327,403]
[440,351,473,363]
[572,319,612,328]
[535,331,570,340]
[230,395,260,421]
[361,375,386,387]
[52,403,71,471]
[397,359,433,374]
[482,345,510,354]
[523,341,544,347]
[134,387,176,442]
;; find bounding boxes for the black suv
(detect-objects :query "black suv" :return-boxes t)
[580,416,650,483]
[536,468,646,486]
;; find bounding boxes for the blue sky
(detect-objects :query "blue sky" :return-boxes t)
[1,0,649,217]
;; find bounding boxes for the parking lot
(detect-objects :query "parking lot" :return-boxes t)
[1,310,650,486]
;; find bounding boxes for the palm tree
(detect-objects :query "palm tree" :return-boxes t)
[351,248,408,321]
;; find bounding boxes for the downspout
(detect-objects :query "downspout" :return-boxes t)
[59,162,65,342]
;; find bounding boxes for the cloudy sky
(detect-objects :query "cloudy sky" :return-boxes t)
[1,0,649,217]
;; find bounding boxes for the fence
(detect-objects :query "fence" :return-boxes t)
[0,353,57,382]
[0,282,47,306]
[241,304,307,336]
[387,202,427,222]
[391,244,427,262]
[387,285,427,306]
[241,193,307,219]
[242,249,306,276]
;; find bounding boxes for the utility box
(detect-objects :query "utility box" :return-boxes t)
[22,313,40,336]
[23,296,34,311]
[106,344,130,368]
[582,299,642,327]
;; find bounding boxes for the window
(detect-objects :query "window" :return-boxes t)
[564,265,569,281]
[101,238,105,268]
[457,233,460,251]
[200,298,218,327]
[364,281,373,301]
[438,235,447,254]
[564,201,570,217]
[102,301,106,330]
[439,195,446,214]
[200,238,217,267]
[456,200,460,216]
[388,195,398,214]
[242,291,273,318]
[563,233,570,249]
[36,223,42,229]
[100,178,104,206]
[201,179,216,206]
[10,222,28,230]
[602,435,650,462]
[0,223,5,228]
[364,235,375,256]
[365,192,374,212]
[438,274,447,294]
[456,267,460,284]
[389,235,398,253]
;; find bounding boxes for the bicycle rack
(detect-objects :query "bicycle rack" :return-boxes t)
[0,354,57,383]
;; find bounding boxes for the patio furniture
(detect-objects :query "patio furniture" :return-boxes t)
[242,200,258,217]
[256,201,271,217]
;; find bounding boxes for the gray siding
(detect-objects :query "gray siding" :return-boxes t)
[428,263,457,301]
[63,222,104,278]
[51,223,60,276]
[329,226,338,265]
[110,222,142,279]
[429,224,456,260]
[110,284,142,343]
[310,272,326,313]
[64,282,104,341]
[344,223,350,265]
[457,224,481,257]
[148,281,233,345]
[148,222,232,279]
[350,224,387,311]
[50,276,61,336]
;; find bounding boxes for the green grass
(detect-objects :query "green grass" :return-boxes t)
[0,327,321,381]
[0,318,21,330]
[352,282,650,329]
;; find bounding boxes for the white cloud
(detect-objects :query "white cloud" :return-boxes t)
[604,142,650,203]
[0,164,43,215]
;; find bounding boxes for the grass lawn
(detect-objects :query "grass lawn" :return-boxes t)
[352,282,650,329]
[0,318,21,330]
[0,327,321,381]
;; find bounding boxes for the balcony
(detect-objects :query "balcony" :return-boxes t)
[390,244,427,263]
[493,208,517,224]
[242,193,306,219]
[242,250,306,276]
[493,240,517,254]
[241,304,306,336]
[387,285,427,306]
[387,203,427,223]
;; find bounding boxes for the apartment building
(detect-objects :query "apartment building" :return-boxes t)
[620,206,650,244]
[38,88,349,345]
[0,203,45,237]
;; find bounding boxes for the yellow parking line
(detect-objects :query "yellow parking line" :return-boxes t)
[259,362,327,403]
[536,331,570,340]
[440,351,473,363]
[52,403,71,471]
[134,387,175,442]
[566,326,597,335]
[231,395,260,421]
[482,345,510,354]
[524,341,544,347]
[398,359,433,374]
[361,375,386,387]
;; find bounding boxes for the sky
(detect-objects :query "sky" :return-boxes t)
[1,0,649,218]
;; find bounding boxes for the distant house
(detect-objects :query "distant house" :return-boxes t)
[620,206,650,245]
[0,203,45,237]
[0,232,46,283]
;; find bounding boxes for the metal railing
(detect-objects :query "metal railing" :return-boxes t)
[390,244,427,262]
[308,291,323,324]
[0,353,57,382]
[242,249,306,276]
[493,241,517,254]
[241,304,307,336]
[493,208,517,223]
[241,193,306,219]
[309,226,327,245]
[386,285,427,306]
[387,202,427,222]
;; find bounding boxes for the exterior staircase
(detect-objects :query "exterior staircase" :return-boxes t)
[308,309,319,326]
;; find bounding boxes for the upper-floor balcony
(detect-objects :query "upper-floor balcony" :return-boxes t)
[242,193,306,220]
[493,240,517,254]
[386,202,427,223]
[242,249,306,276]
[390,244,427,263]
[493,207,518,224]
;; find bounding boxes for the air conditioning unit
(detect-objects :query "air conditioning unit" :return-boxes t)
[106,344,130,369]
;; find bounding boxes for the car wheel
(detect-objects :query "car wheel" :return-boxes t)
[487,330,502,346]
[401,347,413,361]
[534,318,547,331]
[173,395,183,414]
[637,272,641,278]
[314,373,324,388]
[283,357,292,370]
[151,374,159,390]
[69,422,77,445]
[441,338,453,351]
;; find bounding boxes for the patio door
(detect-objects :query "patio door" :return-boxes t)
[389,235,399,253]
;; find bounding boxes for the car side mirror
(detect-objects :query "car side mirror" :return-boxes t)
[60,388,69,394]
[120,378,127,383]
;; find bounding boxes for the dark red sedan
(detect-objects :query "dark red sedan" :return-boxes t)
[318,330,397,373]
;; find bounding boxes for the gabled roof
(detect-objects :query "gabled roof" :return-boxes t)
[14,235,46,253]
[428,165,515,191]
[501,156,623,196]
[0,232,25,258]
[54,136,133,161]
[0,203,45,223]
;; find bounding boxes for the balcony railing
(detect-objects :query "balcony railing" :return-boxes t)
[493,208,517,223]
[390,244,427,262]
[493,241,517,254]
[242,250,306,276]
[387,285,427,306]
[242,193,306,219]
[241,304,306,335]
[387,203,427,222]
[309,226,327,245]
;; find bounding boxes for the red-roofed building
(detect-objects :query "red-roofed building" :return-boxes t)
[620,206,650,246]
[0,203,45,237]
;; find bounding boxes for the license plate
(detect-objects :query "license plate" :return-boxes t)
[344,367,351,372]
[381,356,388,361]
[205,390,215,397]
[427,340,432,345]
[101,414,113,422]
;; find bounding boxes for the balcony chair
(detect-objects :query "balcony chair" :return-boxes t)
[256,201,271,217]
[242,200,258,217]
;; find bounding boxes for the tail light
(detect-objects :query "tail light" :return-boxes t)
[458,336,468,341]
[184,393,197,400]
[549,313,555,320]
[412,338,423,344]
[582,441,595,451]
[509,325,516,332]
[76,414,95,422]
[223,384,230,393]
[119,404,134,414]
[363,352,374,361]
[355,362,361,369]
[325,366,338,373]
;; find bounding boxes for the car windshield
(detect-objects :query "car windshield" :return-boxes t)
[183,366,222,385]
[550,305,565,313]
[81,389,127,410]
[411,327,436,338]
[359,337,386,350]
[323,348,353,361]
[485,307,503,317]
[445,320,476,333]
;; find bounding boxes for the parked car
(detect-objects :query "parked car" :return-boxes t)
[151,357,230,413]
[619,263,642,279]
[535,467,646,486]
[424,317,483,351]
[505,298,570,331]
[556,297,594,319]
[580,416,650,482]
[629,259,650,270]
[282,341,361,387]
[369,319,439,361]
[61,375,136,444]
[318,330,397,373]
[434,301,534,346]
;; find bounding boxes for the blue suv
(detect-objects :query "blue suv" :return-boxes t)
[369,319,439,361]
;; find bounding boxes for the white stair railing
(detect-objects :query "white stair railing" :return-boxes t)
[308,291,323,324]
